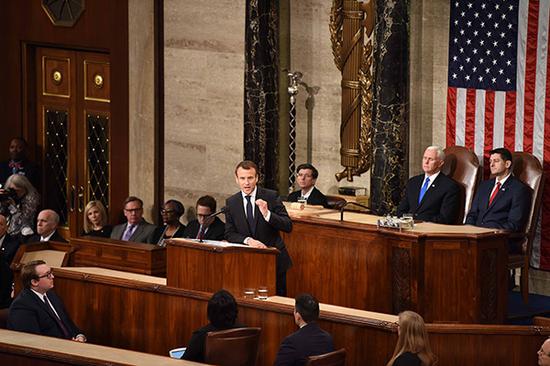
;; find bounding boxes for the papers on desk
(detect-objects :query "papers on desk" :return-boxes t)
[186,239,248,248]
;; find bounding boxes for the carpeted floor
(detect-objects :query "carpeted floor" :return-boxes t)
[507,290,550,325]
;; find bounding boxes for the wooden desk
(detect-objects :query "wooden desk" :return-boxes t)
[0,329,201,365]
[70,237,166,276]
[166,238,277,296]
[48,267,548,366]
[283,208,509,324]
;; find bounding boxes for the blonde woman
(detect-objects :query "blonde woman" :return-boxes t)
[1,174,40,237]
[386,311,436,366]
[82,200,112,238]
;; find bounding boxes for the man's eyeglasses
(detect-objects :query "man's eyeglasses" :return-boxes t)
[124,208,142,213]
[297,173,313,178]
[160,209,176,215]
[37,271,53,279]
[538,347,550,357]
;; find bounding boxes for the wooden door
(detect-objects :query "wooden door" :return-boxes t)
[34,46,118,239]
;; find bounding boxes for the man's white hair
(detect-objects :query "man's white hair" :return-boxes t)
[425,146,445,161]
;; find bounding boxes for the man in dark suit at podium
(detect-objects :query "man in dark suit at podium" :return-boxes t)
[274,293,334,366]
[465,148,531,253]
[0,214,19,308]
[225,160,293,296]
[287,163,329,208]
[8,259,86,341]
[397,146,460,224]
[184,195,225,241]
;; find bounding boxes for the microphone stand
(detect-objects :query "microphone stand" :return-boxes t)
[339,201,371,222]
[199,207,226,243]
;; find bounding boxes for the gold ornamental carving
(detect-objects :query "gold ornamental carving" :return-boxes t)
[330,0,375,182]
[52,70,63,85]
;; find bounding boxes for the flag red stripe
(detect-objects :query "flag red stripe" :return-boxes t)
[504,92,517,151]
[465,89,477,150]
[446,87,457,147]
[522,0,540,154]
[483,91,495,178]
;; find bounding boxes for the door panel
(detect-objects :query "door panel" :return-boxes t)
[34,46,117,239]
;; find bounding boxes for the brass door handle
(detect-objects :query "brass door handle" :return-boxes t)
[78,186,85,213]
[70,185,76,212]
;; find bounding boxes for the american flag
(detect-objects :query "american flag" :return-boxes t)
[446,0,550,269]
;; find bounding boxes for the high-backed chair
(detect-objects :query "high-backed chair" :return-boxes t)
[205,327,261,366]
[441,146,482,224]
[306,348,346,366]
[509,151,544,303]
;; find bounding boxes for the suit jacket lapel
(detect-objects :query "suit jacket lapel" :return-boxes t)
[235,194,252,236]
[416,175,436,210]
[131,222,144,241]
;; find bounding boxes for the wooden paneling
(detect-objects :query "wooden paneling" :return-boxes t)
[283,216,509,323]
[48,268,549,366]
[166,239,277,296]
[70,237,166,276]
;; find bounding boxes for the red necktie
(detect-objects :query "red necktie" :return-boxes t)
[489,182,501,206]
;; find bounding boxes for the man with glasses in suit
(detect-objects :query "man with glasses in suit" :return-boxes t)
[7,260,86,341]
[111,196,157,243]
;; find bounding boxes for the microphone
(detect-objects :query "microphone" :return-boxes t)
[208,206,226,218]
[339,201,371,221]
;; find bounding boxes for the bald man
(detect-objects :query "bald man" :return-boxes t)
[26,210,67,243]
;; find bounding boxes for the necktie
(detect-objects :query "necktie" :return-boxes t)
[196,225,205,240]
[44,294,70,338]
[122,224,135,241]
[245,195,255,235]
[489,182,501,206]
[418,177,430,204]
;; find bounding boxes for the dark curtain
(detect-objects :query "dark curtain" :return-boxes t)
[243,0,280,189]
[370,0,409,215]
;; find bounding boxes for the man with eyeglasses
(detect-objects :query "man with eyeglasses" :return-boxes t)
[7,260,86,342]
[287,163,329,208]
[184,195,225,241]
[539,338,550,366]
[110,196,157,243]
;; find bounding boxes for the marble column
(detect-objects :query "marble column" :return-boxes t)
[370,0,409,215]
[244,0,280,189]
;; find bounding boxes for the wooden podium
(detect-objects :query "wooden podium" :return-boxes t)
[165,238,278,296]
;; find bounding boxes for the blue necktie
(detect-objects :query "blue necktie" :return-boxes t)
[245,196,255,235]
[418,177,430,204]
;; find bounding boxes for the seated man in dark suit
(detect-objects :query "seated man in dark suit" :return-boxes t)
[397,146,460,224]
[0,214,19,308]
[110,196,157,243]
[27,209,67,243]
[225,160,293,296]
[274,293,334,366]
[465,148,532,253]
[182,289,243,362]
[287,163,329,208]
[184,195,225,241]
[8,259,86,342]
[0,137,39,188]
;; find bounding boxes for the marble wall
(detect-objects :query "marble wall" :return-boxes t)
[163,0,245,221]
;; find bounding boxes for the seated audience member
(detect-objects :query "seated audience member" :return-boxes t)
[81,200,112,238]
[465,148,532,253]
[386,311,436,366]
[110,196,156,243]
[182,289,243,362]
[152,199,186,246]
[0,174,40,238]
[538,337,550,366]
[0,137,39,188]
[7,260,86,342]
[274,293,334,366]
[287,163,329,208]
[0,214,19,308]
[397,146,460,224]
[27,209,67,243]
[184,195,225,241]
